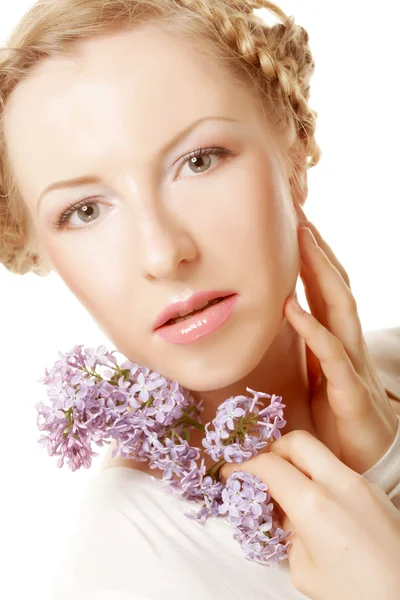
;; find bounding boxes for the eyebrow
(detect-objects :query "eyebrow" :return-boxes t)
[36,115,238,212]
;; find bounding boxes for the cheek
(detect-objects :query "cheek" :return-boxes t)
[45,236,148,365]
[206,153,298,296]
[42,219,130,320]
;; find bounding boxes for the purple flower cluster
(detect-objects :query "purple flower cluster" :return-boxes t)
[35,345,202,471]
[219,472,292,566]
[36,344,292,566]
[202,389,287,463]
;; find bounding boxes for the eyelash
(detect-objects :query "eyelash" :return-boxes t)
[53,145,230,230]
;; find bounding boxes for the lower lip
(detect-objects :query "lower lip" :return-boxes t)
[154,294,239,345]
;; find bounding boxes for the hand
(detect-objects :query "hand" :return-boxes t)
[283,204,398,474]
[219,430,400,600]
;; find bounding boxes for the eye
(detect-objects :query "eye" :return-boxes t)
[177,146,230,178]
[53,197,104,230]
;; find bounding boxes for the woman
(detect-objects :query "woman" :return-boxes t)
[1,1,399,599]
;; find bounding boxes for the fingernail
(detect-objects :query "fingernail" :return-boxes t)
[291,296,305,314]
[300,226,318,247]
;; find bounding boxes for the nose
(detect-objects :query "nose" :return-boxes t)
[138,207,197,281]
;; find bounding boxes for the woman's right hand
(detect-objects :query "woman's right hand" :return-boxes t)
[219,429,400,600]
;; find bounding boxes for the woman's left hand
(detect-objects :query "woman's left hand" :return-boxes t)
[284,204,399,474]
[219,430,400,600]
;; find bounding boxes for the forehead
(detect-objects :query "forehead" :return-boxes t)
[5,25,255,141]
[3,26,263,206]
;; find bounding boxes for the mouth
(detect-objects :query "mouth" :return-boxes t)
[154,293,239,345]
[163,296,227,326]
[153,290,237,332]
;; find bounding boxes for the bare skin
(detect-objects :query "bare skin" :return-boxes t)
[3,26,398,479]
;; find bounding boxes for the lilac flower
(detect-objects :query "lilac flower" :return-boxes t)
[185,504,211,524]
[218,399,246,431]
[219,478,244,520]
[145,395,176,424]
[220,471,292,566]
[36,345,201,469]
[222,442,253,463]
[151,437,200,481]
[184,474,225,522]
[35,345,290,567]
[202,425,224,461]
[129,371,164,403]
[202,388,287,463]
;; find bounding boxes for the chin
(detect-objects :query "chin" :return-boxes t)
[150,312,281,393]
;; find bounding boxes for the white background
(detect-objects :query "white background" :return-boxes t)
[1,1,398,599]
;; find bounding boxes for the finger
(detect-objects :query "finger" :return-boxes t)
[295,205,355,339]
[220,431,355,528]
[265,497,315,581]
[305,343,323,393]
[269,429,360,497]
[309,380,342,461]
[295,204,351,289]
[298,227,366,374]
[280,512,315,588]
[299,261,327,326]
[306,222,352,290]
[284,295,370,421]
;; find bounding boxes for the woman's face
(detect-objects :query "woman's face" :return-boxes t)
[4,25,300,392]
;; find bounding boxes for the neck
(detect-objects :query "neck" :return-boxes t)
[189,318,318,471]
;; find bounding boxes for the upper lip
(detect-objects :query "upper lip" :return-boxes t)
[152,290,237,330]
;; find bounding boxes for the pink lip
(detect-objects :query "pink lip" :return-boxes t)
[154,293,239,345]
[152,290,237,331]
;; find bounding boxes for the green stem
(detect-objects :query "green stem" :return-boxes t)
[206,456,226,479]
[179,415,205,432]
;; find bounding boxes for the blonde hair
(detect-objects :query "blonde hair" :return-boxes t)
[0,0,321,276]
